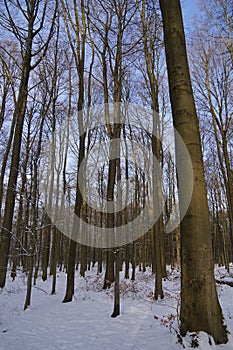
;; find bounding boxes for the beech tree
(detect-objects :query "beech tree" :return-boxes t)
[159,0,228,344]
[0,41,19,222]
[0,0,58,288]
[190,1,233,257]
[140,0,165,300]
[0,1,231,341]
[61,0,88,303]
[199,0,233,66]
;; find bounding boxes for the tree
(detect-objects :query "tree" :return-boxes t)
[61,0,87,303]
[199,0,233,66]
[159,0,228,344]
[190,3,233,257]
[0,0,57,288]
[140,0,165,300]
[0,41,20,223]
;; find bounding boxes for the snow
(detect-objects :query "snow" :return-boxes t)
[0,266,233,350]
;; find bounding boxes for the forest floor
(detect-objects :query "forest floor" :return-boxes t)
[0,265,233,350]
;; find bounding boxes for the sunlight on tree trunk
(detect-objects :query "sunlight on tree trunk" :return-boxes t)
[159,0,228,344]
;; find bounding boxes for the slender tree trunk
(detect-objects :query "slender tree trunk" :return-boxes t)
[62,0,87,303]
[24,232,34,310]
[141,0,164,298]
[125,246,129,279]
[0,112,16,221]
[111,250,120,318]
[0,53,31,287]
[63,130,86,302]
[131,242,136,281]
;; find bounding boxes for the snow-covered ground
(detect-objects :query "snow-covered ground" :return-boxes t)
[0,266,233,350]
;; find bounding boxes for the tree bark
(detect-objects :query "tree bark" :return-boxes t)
[159,0,227,344]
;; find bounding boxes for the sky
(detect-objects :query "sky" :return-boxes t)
[181,0,199,27]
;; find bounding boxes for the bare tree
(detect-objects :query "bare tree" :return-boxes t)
[159,0,227,344]
[61,0,87,303]
[0,0,58,288]
[190,6,233,258]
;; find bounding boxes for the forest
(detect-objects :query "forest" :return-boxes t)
[0,0,232,348]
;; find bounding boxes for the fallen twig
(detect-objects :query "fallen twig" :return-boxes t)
[215,279,233,287]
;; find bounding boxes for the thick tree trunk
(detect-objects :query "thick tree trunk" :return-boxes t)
[159,0,227,344]
[103,151,117,289]
[63,239,77,302]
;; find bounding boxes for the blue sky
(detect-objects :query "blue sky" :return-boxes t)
[181,0,199,26]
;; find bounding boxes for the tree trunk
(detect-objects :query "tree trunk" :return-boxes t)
[0,112,16,221]
[24,235,34,310]
[62,0,87,303]
[111,250,120,318]
[159,0,227,344]
[0,55,31,287]
[141,0,164,298]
